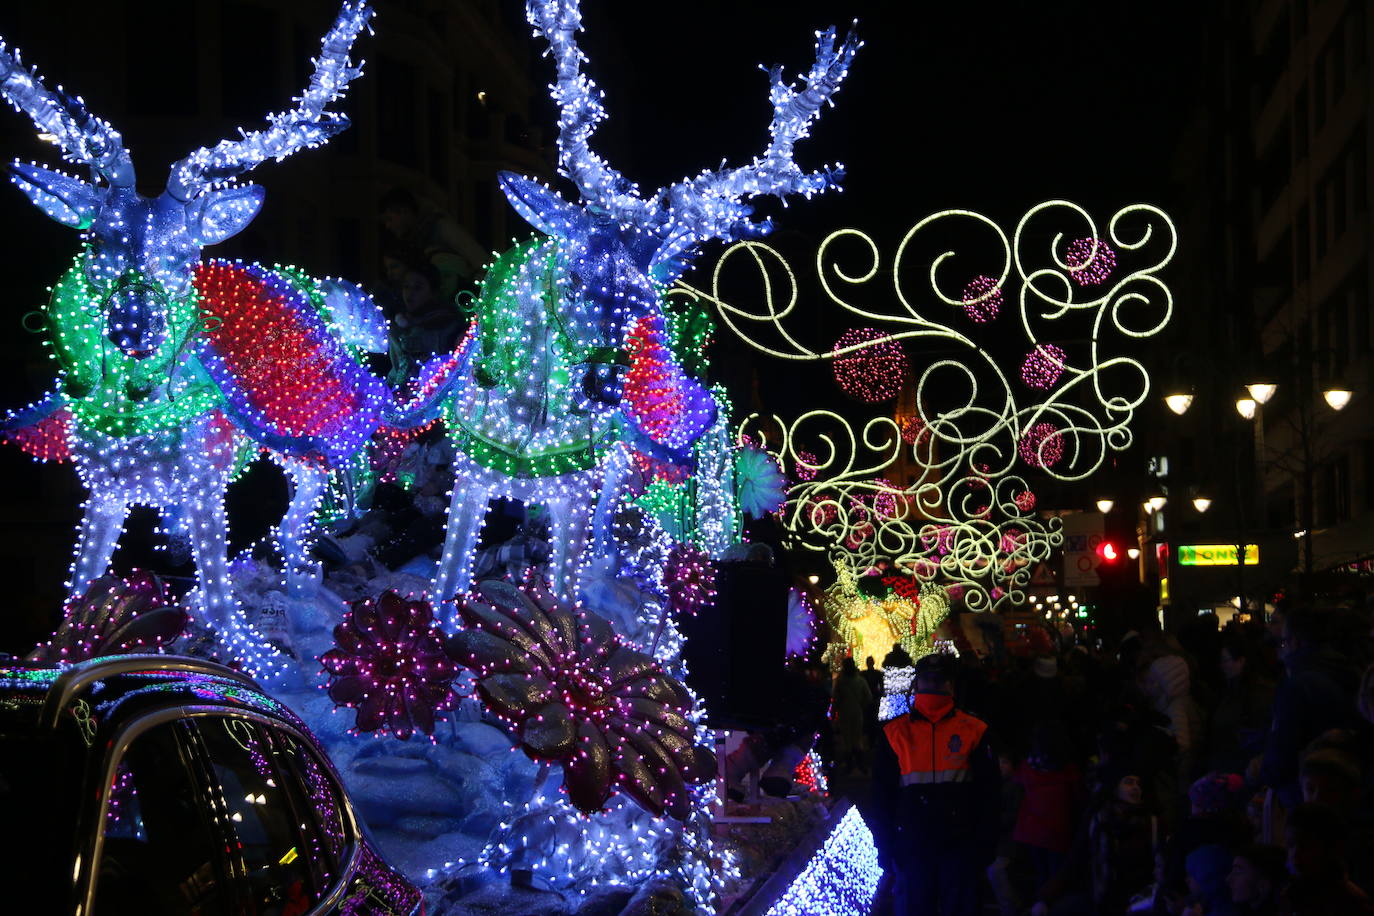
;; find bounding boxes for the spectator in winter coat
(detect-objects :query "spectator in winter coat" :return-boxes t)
[1210,631,1276,774]
[1280,803,1374,914]
[832,657,872,774]
[1161,773,1252,908]
[1259,609,1361,809]
[1014,721,1085,891]
[1143,653,1205,791]
[1185,843,1239,915]
[1227,844,1286,915]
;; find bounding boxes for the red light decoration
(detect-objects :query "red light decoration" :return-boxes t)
[194,261,386,462]
[1014,490,1037,512]
[1018,422,1064,469]
[1021,344,1067,390]
[3,406,72,463]
[831,328,908,403]
[623,314,715,449]
[449,576,716,818]
[320,591,461,740]
[1064,237,1117,287]
[961,275,1003,323]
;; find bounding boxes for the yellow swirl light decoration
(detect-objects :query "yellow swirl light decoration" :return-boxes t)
[675,202,1174,612]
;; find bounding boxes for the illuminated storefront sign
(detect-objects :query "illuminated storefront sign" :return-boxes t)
[1178,544,1260,566]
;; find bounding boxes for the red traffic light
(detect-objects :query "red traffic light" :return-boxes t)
[1097,541,1120,562]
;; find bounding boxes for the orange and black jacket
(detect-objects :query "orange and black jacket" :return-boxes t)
[871,693,1002,861]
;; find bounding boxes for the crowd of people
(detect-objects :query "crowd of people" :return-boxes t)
[832,600,1374,915]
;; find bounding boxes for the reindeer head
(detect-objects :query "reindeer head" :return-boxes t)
[0,2,371,361]
[518,0,858,406]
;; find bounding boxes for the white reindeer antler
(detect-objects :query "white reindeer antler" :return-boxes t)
[166,1,373,201]
[526,0,858,261]
[0,42,135,187]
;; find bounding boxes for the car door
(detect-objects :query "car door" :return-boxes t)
[91,713,356,915]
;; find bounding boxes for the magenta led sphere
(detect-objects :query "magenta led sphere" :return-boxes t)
[1021,344,1067,389]
[1064,237,1117,287]
[961,275,1002,323]
[831,328,908,403]
[1019,421,1065,469]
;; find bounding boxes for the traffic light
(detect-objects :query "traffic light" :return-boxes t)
[1096,540,1122,563]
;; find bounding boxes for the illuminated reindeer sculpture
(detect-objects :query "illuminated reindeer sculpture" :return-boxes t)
[424,0,859,608]
[0,2,383,670]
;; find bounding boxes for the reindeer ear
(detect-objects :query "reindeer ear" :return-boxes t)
[187,184,265,245]
[9,162,101,229]
[499,172,588,239]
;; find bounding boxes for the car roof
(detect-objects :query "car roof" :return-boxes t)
[0,655,300,738]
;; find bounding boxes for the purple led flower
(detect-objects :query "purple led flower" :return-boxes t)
[28,571,186,663]
[664,544,718,618]
[1021,344,1067,389]
[1064,237,1117,287]
[961,275,1003,322]
[449,576,716,819]
[1019,422,1065,469]
[320,591,461,740]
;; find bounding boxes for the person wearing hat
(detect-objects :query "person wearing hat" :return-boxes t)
[872,651,1001,914]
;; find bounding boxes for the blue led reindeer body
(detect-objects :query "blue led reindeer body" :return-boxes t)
[420,0,859,609]
[0,2,379,674]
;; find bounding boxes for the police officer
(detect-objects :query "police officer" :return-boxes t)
[872,651,1001,915]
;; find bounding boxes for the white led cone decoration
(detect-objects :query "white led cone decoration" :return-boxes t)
[680,201,1175,609]
[0,2,377,678]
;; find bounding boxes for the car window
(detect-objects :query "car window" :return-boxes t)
[194,717,336,915]
[94,720,233,915]
[94,715,351,916]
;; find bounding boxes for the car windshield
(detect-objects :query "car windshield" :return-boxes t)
[0,730,80,905]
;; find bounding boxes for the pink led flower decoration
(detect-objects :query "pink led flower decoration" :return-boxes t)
[449,577,716,819]
[1014,490,1038,512]
[831,328,908,402]
[1064,237,1117,287]
[961,275,1002,323]
[320,591,461,740]
[665,544,718,618]
[794,449,819,482]
[946,584,966,602]
[28,571,186,663]
[1019,422,1065,469]
[1021,344,1067,390]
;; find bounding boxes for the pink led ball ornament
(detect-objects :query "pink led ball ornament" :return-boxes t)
[1018,422,1065,469]
[961,275,1003,323]
[1064,237,1117,287]
[831,328,908,403]
[1014,490,1037,512]
[1021,344,1067,390]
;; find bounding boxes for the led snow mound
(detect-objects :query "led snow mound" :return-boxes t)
[764,805,882,916]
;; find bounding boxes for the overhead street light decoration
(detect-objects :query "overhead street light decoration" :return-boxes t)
[682,201,1176,612]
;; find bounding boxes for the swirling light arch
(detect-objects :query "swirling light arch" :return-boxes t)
[674,202,1174,610]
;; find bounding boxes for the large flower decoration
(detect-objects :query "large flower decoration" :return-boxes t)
[664,544,718,619]
[449,577,716,819]
[28,571,186,663]
[319,591,461,740]
[734,446,787,518]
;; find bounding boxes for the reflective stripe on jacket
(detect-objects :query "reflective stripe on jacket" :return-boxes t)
[883,706,988,781]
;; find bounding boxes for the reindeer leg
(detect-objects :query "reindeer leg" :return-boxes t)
[279,459,326,599]
[588,449,631,555]
[68,497,129,599]
[544,490,592,602]
[432,477,494,626]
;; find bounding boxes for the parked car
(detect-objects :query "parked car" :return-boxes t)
[0,654,423,915]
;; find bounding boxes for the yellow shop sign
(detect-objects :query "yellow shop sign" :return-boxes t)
[1177,544,1260,566]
